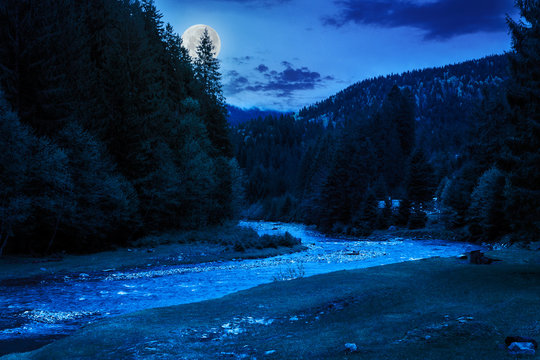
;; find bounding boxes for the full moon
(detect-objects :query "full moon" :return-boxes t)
[181,24,221,59]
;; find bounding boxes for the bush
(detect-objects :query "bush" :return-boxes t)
[467,168,506,241]
[408,206,427,229]
[132,224,301,251]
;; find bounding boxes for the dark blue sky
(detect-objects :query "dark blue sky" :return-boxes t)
[155,0,517,111]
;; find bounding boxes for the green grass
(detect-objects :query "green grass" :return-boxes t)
[4,250,540,359]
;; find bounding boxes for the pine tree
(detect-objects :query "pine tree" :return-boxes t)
[0,92,31,255]
[407,148,436,204]
[194,28,232,157]
[503,0,540,239]
[467,168,506,241]
[0,0,79,136]
[356,188,378,234]
[194,29,223,102]
[440,162,479,228]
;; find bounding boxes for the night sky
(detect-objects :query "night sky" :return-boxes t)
[155,0,517,111]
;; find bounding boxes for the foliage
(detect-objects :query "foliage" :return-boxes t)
[467,168,507,241]
[0,0,236,254]
[232,55,510,236]
[502,0,540,240]
[134,224,300,252]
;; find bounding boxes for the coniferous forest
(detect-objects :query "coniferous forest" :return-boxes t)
[0,0,539,257]
[232,12,539,243]
[0,0,238,254]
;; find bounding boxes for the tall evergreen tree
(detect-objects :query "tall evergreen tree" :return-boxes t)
[407,148,436,205]
[503,0,540,239]
[467,168,507,241]
[194,29,232,157]
[194,29,222,101]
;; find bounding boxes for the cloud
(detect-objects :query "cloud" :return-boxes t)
[225,61,334,97]
[255,64,269,72]
[324,0,515,39]
[231,56,253,65]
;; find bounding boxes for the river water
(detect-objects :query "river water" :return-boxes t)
[0,221,481,355]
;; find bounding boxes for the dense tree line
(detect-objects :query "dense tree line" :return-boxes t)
[0,0,235,254]
[233,86,435,234]
[233,0,539,242]
[440,0,540,243]
[299,54,509,180]
[232,114,325,220]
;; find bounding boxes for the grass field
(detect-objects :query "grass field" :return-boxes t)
[3,249,540,359]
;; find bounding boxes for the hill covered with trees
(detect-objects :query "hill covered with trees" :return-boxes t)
[0,0,237,254]
[226,105,285,126]
[299,54,509,168]
[232,3,539,244]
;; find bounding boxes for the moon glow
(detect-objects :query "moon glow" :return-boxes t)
[181,24,221,59]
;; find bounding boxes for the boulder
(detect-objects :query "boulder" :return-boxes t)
[344,343,358,352]
[467,250,499,265]
[505,336,538,349]
[508,342,536,355]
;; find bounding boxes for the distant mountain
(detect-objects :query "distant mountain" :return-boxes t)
[226,105,285,126]
[298,54,509,155]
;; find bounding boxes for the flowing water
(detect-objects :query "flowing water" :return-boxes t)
[0,221,482,355]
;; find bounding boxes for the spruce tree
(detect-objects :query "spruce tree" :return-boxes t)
[194,29,232,157]
[407,148,436,205]
[194,29,223,102]
[467,168,506,241]
[503,0,540,239]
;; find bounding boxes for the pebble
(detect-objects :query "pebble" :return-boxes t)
[265,350,276,355]
[345,343,358,352]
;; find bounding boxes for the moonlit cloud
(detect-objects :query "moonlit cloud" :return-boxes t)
[255,64,269,73]
[325,0,515,39]
[231,56,253,65]
[225,61,334,98]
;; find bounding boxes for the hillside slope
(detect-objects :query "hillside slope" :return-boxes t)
[299,54,508,155]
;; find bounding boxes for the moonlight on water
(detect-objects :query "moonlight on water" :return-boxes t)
[182,24,221,59]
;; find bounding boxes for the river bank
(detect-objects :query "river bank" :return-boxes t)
[4,249,540,359]
[0,221,483,357]
[0,223,304,282]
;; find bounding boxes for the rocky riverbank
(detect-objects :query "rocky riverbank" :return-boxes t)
[3,248,540,359]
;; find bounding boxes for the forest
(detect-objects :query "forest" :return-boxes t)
[0,0,238,254]
[232,31,539,242]
[0,0,538,256]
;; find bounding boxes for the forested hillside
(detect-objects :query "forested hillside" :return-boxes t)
[227,105,284,126]
[233,18,539,245]
[300,55,509,162]
[0,0,237,254]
